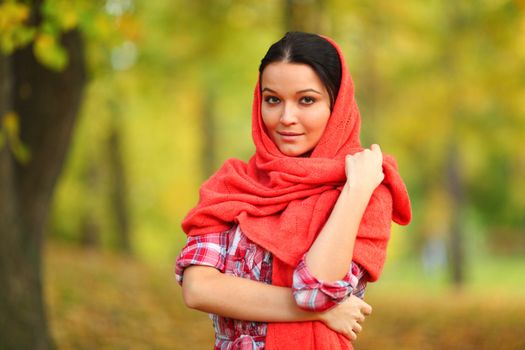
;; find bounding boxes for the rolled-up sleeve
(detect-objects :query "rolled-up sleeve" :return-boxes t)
[292,255,362,312]
[175,232,228,285]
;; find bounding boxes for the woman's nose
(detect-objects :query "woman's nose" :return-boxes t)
[279,103,297,125]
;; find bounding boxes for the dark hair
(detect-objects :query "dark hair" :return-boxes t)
[259,31,342,108]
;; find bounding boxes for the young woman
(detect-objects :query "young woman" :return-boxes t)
[176,32,411,349]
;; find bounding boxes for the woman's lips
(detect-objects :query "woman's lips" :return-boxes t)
[277,131,304,142]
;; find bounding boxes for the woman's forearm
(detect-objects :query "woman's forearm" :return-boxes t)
[305,184,372,282]
[306,146,384,282]
[182,265,319,322]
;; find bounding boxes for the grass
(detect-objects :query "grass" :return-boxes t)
[375,254,525,296]
[44,240,525,349]
[45,241,214,350]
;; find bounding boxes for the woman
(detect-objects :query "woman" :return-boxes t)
[176,32,411,349]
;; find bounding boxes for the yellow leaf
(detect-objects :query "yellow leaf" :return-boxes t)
[2,111,19,137]
[1,111,31,163]
[35,33,54,51]
[0,2,33,53]
[62,10,78,31]
[34,32,68,71]
[0,3,29,29]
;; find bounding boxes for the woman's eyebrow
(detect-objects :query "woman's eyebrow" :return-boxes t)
[261,87,277,93]
[297,88,322,95]
[262,87,322,95]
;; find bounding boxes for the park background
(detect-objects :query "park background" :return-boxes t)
[1,0,524,349]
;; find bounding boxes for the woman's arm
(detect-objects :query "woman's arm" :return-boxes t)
[182,265,371,340]
[305,144,384,282]
[182,265,314,322]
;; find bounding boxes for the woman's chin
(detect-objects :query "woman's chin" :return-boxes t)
[278,146,313,158]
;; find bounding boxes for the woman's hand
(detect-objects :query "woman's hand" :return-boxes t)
[345,144,384,195]
[318,295,372,341]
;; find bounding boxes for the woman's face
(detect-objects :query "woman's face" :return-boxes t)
[260,62,331,157]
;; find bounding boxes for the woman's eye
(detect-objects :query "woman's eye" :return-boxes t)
[300,96,316,104]
[264,96,280,104]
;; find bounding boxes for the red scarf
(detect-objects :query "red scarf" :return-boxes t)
[182,35,411,349]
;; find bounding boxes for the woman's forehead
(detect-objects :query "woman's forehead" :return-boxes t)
[260,62,326,92]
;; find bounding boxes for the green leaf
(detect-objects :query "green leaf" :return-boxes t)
[11,140,31,163]
[0,2,35,54]
[33,32,68,71]
[3,111,20,137]
[2,111,31,163]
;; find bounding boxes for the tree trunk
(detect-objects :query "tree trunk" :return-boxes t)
[108,102,131,253]
[80,156,101,248]
[0,47,56,350]
[357,9,381,143]
[201,87,216,180]
[284,0,325,33]
[447,142,465,288]
[445,3,466,289]
[0,17,86,349]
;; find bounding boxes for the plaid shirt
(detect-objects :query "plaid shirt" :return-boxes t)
[175,225,367,350]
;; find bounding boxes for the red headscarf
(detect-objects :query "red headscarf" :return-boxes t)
[182,35,411,349]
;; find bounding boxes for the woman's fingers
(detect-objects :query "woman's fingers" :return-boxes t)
[353,322,363,334]
[356,298,372,316]
[361,302,373,316]
[339,327,356,341]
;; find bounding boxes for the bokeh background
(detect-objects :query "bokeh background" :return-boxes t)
[1,0,524,349]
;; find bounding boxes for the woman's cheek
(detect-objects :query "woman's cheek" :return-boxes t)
[306,108,330,134]
[262,109,280,131]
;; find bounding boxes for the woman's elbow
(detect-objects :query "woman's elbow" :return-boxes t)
[181,266,215,309]
[181,279,201,309]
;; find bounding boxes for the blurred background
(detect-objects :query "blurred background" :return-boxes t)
[1,0,524,349]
